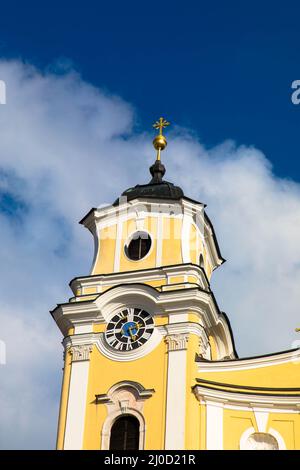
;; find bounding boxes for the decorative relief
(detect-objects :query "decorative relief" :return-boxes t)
[165,334,189,351]
[69,344,93,362]
[198,334,211,360]
[99,382,152,450]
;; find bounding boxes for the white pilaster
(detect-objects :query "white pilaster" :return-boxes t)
[164,334,188,450]
[206,401,223,449]
[63,345,92,449]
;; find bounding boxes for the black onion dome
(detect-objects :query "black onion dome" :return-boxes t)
[113,159,184,206]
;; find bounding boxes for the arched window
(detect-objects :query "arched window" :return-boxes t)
[109,415,140,450]
[199,253,204,269]
[244,432,279,450]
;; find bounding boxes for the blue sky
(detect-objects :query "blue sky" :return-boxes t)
[1,1,300,179]
[1,1,300,449]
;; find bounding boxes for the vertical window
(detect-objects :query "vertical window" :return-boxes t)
[199,254,204,269]
[109,415,140,450]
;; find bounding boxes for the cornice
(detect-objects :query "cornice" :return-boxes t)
[69,263,210,295]
[197,348,300,372]
[52,283,234,359]
[193,385,300,409]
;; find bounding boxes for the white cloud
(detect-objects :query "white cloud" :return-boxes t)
[0,59,299,448]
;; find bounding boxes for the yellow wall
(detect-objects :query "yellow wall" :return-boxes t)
[82,342,168,450]
[90,215,214,280]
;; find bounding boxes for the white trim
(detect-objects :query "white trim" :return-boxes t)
[254,409,269,432]
[193,385,300,409]
[268,428,286,450]
[181,213,191,264]
[81,197,223,272]
[240,427,286,450]
[123,229,154,264]
[101,408,145,450]
[98,327,162,362]
[156,212,163,267]
[206,401,223,449]
[113,219,122,272]
[74,323,93,334]
[53,282,234,360]
[63,360,90,449]
[239,427,256,450]
[165,348,187,449]
[197,349,300,373]
[70,263,210,295]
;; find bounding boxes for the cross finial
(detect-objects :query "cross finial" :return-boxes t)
[153,117,170,136]
[152,117,170,161]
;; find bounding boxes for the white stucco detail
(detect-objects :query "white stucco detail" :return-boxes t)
[165,347,187,450]
[64,360,90,449]
[254,409,269,433]
[206,401,223,449]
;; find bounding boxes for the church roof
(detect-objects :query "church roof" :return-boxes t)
[113,159,184,206]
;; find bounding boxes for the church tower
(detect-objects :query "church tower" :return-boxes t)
[51,118,236,450]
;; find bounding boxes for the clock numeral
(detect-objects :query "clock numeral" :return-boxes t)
[143,332,152,340]
[105,309,154,351]
[126,307,135,322]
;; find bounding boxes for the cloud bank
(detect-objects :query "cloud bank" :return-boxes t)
[0,59,299,448]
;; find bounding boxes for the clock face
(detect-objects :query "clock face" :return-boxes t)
[105,308,154,351]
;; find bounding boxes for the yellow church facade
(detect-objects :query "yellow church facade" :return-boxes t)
[51,118,300,450]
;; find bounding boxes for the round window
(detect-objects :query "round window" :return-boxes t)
[125,231,152,261]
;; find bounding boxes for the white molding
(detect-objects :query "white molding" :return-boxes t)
[74,323,93,334]
[63,359,90,449]
[97,328,163,362]
[193,385,300,409]
[69,344,93,362]
[99,381,152,450]
[101,408,146,450]
[53,282,234,360]
[156,212,163,267]
[254,409,269,433]
[71,263,210,296]
[123,229,155,264]
[239,427,255,450]
[240,427,286,450]
[206,401,223,449]
[113,219,122,272]
[165,347,187,449]
[165,333,189,351]
[181,213,191,263]
[197,349,300,373]
[80,197,223,272]
[268,428,286,450]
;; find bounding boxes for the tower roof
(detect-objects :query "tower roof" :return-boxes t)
[113,159,184,206]
[114,117,184,206]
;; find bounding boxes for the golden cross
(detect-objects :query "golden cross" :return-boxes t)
[153,117,170,136]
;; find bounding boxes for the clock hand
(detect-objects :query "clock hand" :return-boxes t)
[128,325,137,341]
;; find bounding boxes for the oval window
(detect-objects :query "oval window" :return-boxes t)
[125,232,152,261]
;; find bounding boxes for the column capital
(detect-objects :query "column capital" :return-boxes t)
[69,344,93,362]
[165,333,189,351]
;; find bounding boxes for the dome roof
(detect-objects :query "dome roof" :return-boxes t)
[113,159,184,206]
